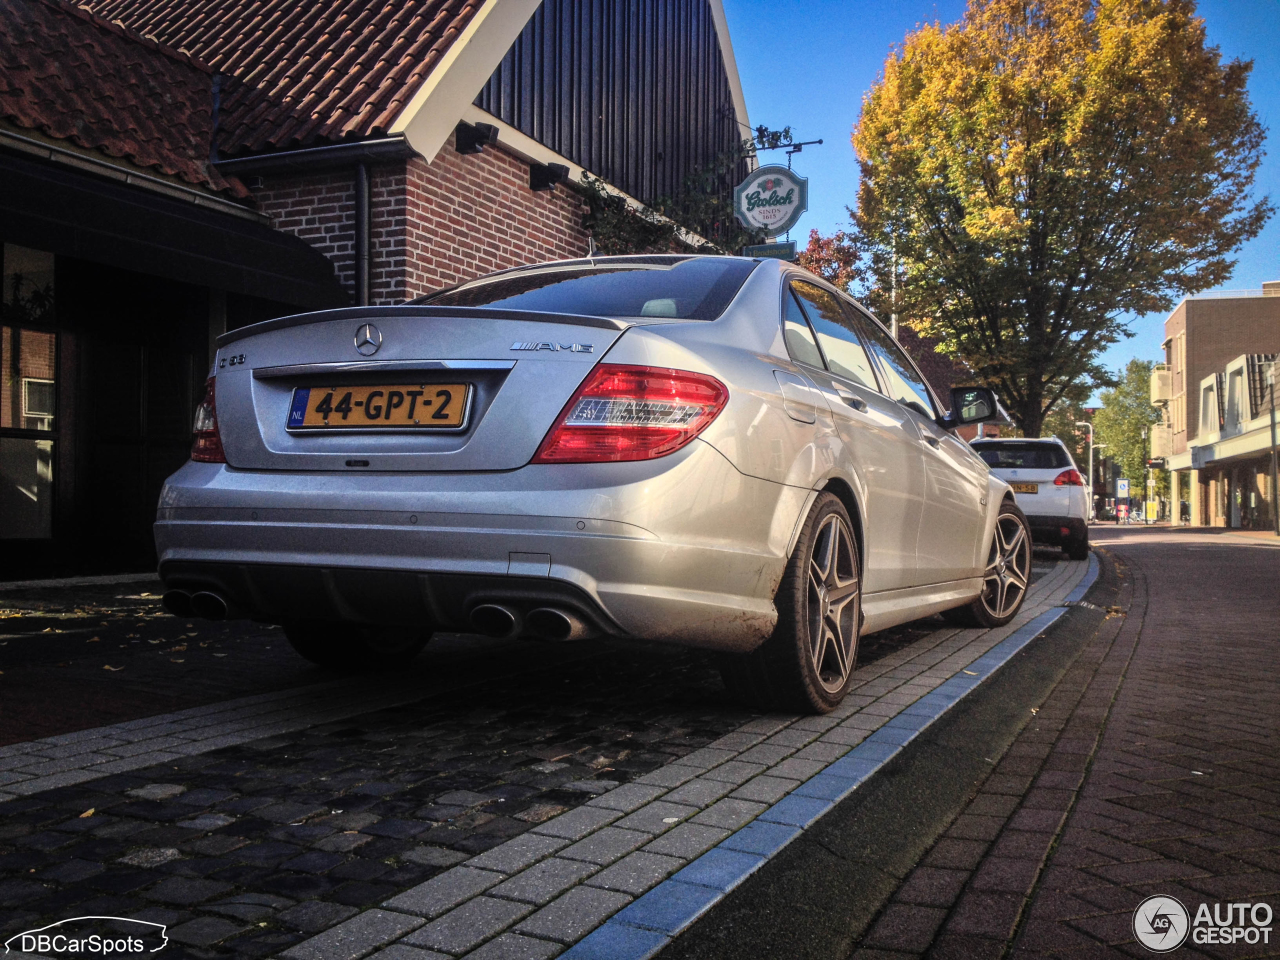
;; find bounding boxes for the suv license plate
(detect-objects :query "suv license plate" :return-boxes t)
[1010,482,1038,494]
[287,384,470,430]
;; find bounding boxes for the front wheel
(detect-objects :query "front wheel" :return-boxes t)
[720,492,861,714]
[942,500,1032,628]
[284,621,430,670]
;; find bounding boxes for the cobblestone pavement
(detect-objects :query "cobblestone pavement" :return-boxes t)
[851,527,1280,960]
[0,552,1084,960]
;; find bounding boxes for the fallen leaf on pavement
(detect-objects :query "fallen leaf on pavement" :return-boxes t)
[962,669,978,676]
[87,637,100,642]
[79,808,95,818]
[103,665,123,671]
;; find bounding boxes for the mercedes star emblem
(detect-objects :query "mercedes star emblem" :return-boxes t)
[354,323,382,356]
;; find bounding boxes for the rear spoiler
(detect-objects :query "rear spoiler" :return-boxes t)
[215,305,630,348]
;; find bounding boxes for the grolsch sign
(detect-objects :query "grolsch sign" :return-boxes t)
[733,165,808,238]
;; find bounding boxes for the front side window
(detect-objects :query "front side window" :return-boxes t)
[850,308,936,418]
[418,256,758,321]
[790,281,877,390]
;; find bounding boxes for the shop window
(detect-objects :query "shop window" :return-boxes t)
[1,244,56,540]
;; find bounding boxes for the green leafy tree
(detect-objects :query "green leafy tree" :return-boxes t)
[1094,359,1166,496]
[853,0,1272,437]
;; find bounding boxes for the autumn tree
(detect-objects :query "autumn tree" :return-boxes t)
[853,0,1271,436]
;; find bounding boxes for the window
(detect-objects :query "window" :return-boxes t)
[418,256,758,321]
[782,292,824,368]
[971,442,1070,469]
[790,281,877,390]
[850,308,936,417]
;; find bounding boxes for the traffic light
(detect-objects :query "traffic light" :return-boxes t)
[1146,458,1166,470]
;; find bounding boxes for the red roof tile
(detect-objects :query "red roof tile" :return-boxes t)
[81,0,486,155]
[0,0,245,194]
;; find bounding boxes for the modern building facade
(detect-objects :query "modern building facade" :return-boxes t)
[1154,283,1280,530]
[1,0,751,577]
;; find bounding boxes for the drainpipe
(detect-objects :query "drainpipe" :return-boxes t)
[213,137,415,307]
[355,163,371,306]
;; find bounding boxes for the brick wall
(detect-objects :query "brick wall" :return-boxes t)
[253,132,590,306]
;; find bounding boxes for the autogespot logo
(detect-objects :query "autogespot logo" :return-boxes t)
[3,917,168,955]
[1133,895,1190,952]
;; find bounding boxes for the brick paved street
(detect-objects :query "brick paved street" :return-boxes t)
[0,552,1086,959]
[848,526,1280,960]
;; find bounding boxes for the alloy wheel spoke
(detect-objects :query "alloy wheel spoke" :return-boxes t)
[824,620,849,679]
[827,578,859,602]
[1002,525,1026,562]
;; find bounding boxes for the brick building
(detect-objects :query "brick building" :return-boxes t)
[1152,283,1280,529]
[0,0,751,576]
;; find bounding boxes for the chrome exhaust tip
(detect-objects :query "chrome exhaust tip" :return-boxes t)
[526,607,592,642]
[470,603,520,639]
[190,591,229,621]
[162,590,194,618]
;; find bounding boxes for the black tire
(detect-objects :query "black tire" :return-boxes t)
[720,492,862,714]
[1064,526,1090,561]
[941,499,1032,628]
[284,621,430,670]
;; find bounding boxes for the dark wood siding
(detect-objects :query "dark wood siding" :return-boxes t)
[476,0,745,205]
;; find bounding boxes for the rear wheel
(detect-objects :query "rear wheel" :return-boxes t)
[1064,528,1089,561]
[284,621,430,670]
[720,493,861,714]
[942,500,1032,628]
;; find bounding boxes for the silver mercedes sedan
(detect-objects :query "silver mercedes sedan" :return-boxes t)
[156,255,1030,713]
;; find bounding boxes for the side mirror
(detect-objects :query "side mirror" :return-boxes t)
[946,386,999,427]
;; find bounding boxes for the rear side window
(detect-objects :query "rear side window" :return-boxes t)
[972,443,1071,469]
[783,292,824,368]
[850,309,936,417]
[790,282,877,390]
[418,257,758,320]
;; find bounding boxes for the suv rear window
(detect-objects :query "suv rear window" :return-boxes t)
[971,442,1071,469]
[417,257,758,321]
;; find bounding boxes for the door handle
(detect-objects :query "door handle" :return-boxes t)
[922,435,941,448]
[835,389,867,412]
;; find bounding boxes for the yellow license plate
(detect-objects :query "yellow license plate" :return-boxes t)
[287,383,469,429]
[1010,482,1039,494]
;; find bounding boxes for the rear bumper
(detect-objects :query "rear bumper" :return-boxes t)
[1024,514,1088,545]
[154,441,808,653]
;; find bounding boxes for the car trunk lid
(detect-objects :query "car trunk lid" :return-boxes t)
[212,306,628,472]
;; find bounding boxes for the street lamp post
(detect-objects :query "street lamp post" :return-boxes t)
[1146,427,1157,527]
[1268,363,1279,536]
[1075,421,1094,520]
[1095,444,1108,519]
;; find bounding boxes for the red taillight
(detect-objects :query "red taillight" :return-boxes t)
[1054,469,1085,486]
[191,377,226,463]
[532,364,729,464]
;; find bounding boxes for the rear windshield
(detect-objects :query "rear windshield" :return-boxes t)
[416,257,758,321]
[971,442,1071,469]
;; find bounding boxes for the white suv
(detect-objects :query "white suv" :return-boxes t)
[969,437,1089,560]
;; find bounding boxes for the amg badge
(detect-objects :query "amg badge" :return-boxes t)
[511,341,594,353]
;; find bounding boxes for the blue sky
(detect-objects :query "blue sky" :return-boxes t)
[721,0,1280,396]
